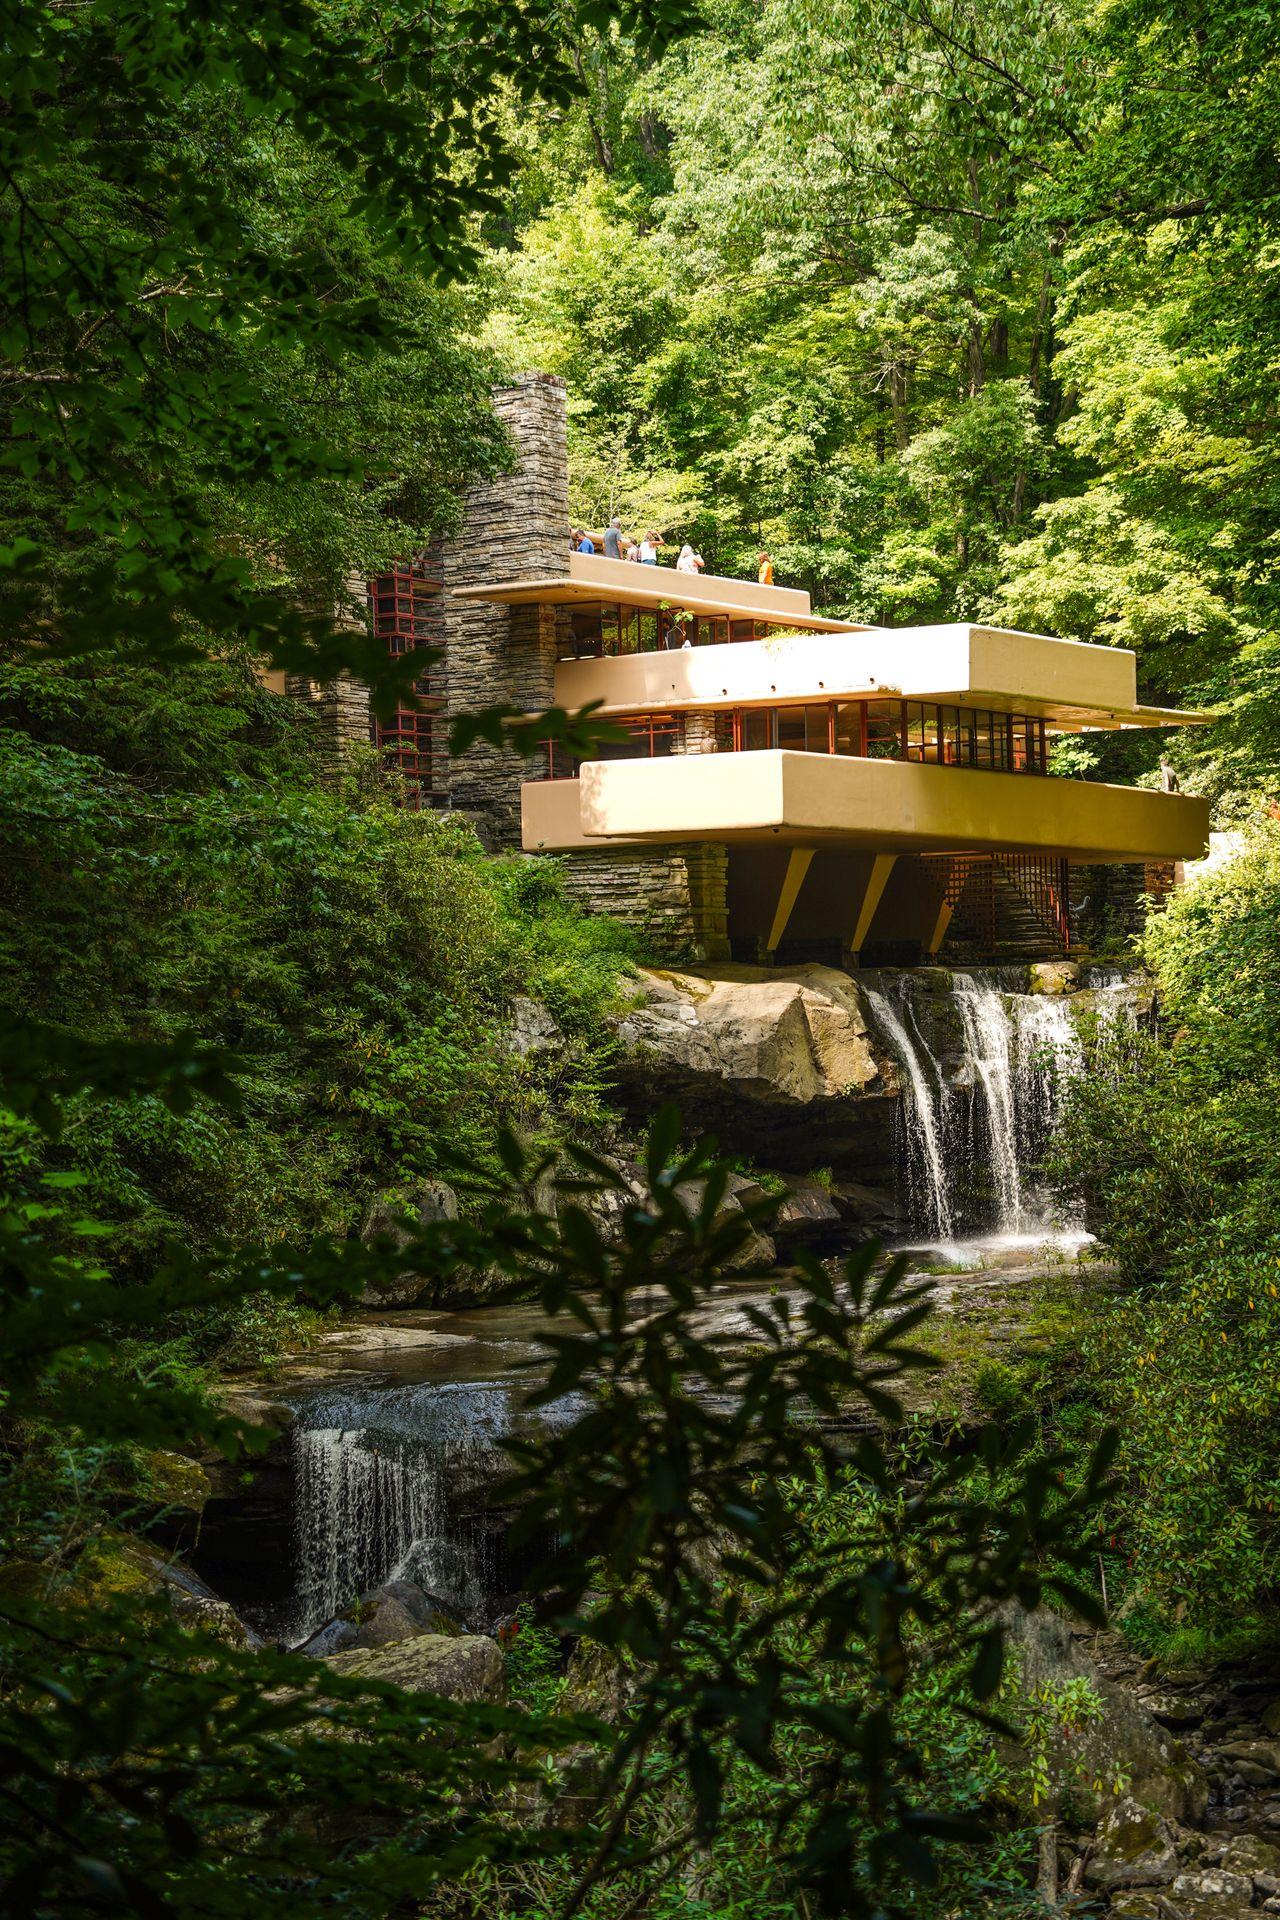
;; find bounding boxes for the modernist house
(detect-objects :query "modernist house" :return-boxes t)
[294,374,1211,964]
[458,550,1209,963]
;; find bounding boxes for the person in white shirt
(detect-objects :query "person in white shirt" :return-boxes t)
[675,543,704,574]
[638,532,661,565]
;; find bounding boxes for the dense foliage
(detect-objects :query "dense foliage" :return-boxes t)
[1,651,638,1360]
[4,0,1280,1907]
[1051,829,1280,1638]
[485,0,1280,803]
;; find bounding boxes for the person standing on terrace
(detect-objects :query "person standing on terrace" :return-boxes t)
[638,531,662,565]
[603,517,624,559]
[758,551,774,585]
[676,543,704,574]
[578,528,596,554]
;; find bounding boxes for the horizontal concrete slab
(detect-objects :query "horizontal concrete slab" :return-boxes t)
[521,751,1210,865]
[454,550,862,633]
[552,623,1211,730]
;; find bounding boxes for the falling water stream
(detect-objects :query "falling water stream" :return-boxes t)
[861,984,956,1242]
[286,1379,589,1645]
[865,967,1137,1257]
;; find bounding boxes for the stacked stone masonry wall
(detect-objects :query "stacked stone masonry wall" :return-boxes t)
[557,842,730,961]
[677,711,719,755]
[284,575,373,770]
[439,374,569,848]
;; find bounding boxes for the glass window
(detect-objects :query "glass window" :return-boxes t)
[919,703,941,763]
[741,709,775,751]
[866,701,903,759]
[834,703,864,756]
[805,704,831,752]
[777,707,807,752]
[729,620,756,645]
[570,607,603,657]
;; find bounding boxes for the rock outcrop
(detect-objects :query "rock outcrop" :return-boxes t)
[321,1632,505,1704]
[360,1179,461,1306]
[300,1578,462,1657]
[1007,1608,1207,1825]
[1084,1799,1180,1891]
[613,964,897,1177]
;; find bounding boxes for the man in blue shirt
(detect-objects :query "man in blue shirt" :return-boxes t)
[578,530,596,554]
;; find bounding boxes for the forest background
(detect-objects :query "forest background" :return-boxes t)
[474,0,1280,1638]
[3,0,1280,1910]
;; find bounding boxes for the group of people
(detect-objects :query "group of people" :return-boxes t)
[570,522,668,565]
[570,521,776,586]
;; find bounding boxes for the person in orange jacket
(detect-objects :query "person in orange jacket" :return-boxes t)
[758,551,774,585]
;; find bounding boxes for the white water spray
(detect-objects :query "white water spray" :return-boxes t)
[865,967,1136,1248]
[863,984,955,1241]
[286,1379,587,1645]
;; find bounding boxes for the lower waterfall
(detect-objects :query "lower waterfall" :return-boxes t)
[286,1379,586,1645]
[866,967,1135,1249]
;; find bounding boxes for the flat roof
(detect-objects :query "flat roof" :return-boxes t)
[451,549,868,634]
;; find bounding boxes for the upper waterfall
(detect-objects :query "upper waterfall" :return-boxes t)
[863,966,1138,1252]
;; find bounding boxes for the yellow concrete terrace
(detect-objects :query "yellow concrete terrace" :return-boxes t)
[455,555,1213,959]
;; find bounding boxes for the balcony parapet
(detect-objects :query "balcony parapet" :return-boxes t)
[552,621,1211,731]
[522,750,1211,866]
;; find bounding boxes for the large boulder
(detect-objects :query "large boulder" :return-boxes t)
[507,995,562,1058]
[1169,1866,1256,1916]
[321,1633,505,1704]
[1006,1609,1208,1825]
[773,1177,844,1249]
[360,1179,460,1306]
[299,1579,462,1657]
[65,1533,260,1647]
[672,1167,777,1272]
[1221,1834,1280,1897]
[1083,1799,1179,1890]
[613,965,895,1170]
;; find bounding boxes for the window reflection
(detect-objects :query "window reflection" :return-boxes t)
[543,698,1052,779]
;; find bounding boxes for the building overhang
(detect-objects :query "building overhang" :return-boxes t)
[551,622,1213,732]
[521,752,1210,866]
[451,550,866,634]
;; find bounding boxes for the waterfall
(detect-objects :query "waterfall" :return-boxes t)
[286,1379,586,1645]
[862,984,954,1241]
[953,976,1023,1228]
[865,967,1134,1248]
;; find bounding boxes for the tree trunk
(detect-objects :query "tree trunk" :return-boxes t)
[571,49,615,175]
[1028,267,1055,397]
[1037,1820,1059,1910]
[966,318,985,397]
[964,158,986,396]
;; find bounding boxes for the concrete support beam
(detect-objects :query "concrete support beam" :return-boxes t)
[766,847,816,953]
[925,898,955,957]
[847,853,896,959]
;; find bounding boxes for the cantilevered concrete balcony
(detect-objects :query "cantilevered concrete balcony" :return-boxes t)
[552,622,1209,732]
[452,550,866,635]
[522,750,1210,866]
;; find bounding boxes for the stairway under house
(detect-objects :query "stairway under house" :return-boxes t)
[294,374,1212,966]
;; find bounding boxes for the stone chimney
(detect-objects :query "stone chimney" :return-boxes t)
[438,373,570,847]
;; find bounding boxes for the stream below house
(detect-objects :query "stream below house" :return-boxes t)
[192,964,1143,1649]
